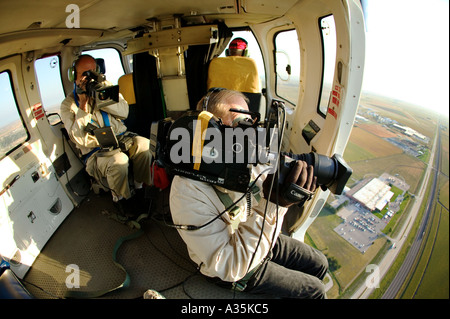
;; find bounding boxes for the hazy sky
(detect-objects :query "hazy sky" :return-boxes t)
[362,0,449,117]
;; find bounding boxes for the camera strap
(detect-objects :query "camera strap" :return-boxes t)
[100,110,110,127]
[192,111,214,170]
[213,188,241,218]
[212,183,261,219]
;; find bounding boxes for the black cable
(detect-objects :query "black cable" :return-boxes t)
[246,102,286,275]
[269,103,287,251]
[165,170,270,231]
[153,222,198,269]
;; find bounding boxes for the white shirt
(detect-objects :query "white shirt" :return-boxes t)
[169,166,288,282]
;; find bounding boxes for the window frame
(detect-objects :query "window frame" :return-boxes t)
[273,28,300,107]
[317,14,337,118]
[34,54,66,125]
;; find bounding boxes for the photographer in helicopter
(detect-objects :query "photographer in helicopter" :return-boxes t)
[169,88,329,299]
[60,54,152,217]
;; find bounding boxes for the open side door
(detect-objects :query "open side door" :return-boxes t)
[0,55,73,278]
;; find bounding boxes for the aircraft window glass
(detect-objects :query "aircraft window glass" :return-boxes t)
[219,30,266,90]
[318,15,337,117]
[0,71,30,160]
[82,48,125,85]
[274,30,300,106]
[34,55,66,123]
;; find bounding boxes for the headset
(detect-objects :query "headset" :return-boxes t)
[67,54,100,82]
[202,87,226,111]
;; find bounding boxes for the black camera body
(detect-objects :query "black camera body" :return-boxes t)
[82,70,120,109]
[154,111,255,193]
[151,105,353,196]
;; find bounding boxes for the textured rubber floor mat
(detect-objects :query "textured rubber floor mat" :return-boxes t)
[22,191,269,299]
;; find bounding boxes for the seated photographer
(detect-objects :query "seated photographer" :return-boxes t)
[169,89,328,299]
[60,54,152,216]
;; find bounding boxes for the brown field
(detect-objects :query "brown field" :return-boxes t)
[349,127,403,158]
[359,93,439,140]
[306,208,388,299]
[357,123,398,138]
[347,153,425,194]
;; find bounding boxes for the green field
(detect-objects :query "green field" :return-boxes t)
[407,206,449,299]
[305,207,387,299]
[401,125,449,299]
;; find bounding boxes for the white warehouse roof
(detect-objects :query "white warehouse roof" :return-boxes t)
[352,178,392,211]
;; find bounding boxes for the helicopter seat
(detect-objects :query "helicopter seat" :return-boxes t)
[207,56,262,114]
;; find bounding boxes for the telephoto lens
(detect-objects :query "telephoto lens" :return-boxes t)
[279,152,352,195]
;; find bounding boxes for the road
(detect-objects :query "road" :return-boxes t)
[351,125,440,299]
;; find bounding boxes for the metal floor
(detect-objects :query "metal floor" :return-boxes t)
[22,189,271,299]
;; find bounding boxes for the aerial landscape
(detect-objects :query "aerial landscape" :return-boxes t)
[306,92,449,299]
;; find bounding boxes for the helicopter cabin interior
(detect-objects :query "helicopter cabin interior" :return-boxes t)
[0,0,365,299]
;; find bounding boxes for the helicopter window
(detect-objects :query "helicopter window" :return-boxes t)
[82,48,125,85]
[318,15,337,117]
[0,71,30,160]
[274,29,300,106]
[34,55,66,123]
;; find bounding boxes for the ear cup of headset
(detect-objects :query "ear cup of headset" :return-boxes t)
[68,64,76,82]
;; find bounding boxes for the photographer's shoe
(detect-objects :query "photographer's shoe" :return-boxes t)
[113,199,130,221]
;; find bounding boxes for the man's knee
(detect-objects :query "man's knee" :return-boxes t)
[314,250,329,281]
[109,152,129,175]
[309,277,327,299]
[130,135,150,155]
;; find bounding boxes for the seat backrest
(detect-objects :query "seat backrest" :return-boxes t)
[207,56,262,113]
[118,73,139,134]
[118,73,136,105]
[207,56,260,93]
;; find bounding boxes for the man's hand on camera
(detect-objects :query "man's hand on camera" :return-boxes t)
[263,160,317,208]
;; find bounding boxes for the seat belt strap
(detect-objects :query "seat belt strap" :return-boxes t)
[212,183,261,219]
[100,110,110,127]
[213,188,241,218]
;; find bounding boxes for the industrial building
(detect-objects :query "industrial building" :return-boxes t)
[346,177,394,211]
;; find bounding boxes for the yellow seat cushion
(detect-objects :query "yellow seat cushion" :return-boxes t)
[207,57,261,93]
[118,73,136,105]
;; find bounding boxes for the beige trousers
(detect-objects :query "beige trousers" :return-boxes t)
[86,135,152,199]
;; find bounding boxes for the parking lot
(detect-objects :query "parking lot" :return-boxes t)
[334,204,388,254]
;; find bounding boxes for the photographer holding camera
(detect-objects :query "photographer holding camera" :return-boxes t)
[60,54,152,217]
[169,89,328,299]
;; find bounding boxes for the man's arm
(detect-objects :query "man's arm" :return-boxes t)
[98,93,129,120]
